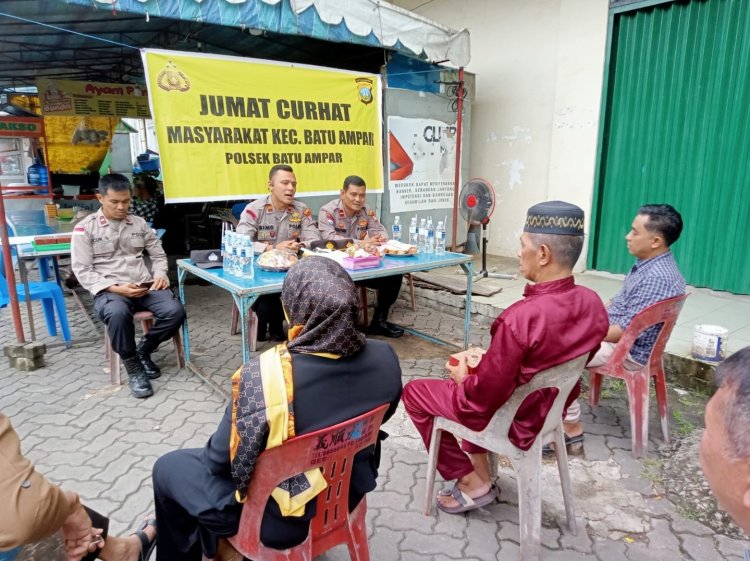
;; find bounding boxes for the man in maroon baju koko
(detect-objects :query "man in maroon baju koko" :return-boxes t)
[403,201,609,514]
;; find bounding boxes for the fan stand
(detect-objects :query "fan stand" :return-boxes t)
[473,218,517,282]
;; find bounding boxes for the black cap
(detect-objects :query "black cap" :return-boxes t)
[524,201,584,236]
[309,238,354,251]
[191,249,223,269]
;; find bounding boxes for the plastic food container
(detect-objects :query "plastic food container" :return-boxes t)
[343,255,381,270]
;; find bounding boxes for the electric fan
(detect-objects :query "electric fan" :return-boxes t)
[458,178,516,282]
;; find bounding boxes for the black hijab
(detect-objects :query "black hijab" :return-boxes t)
[282,257,365,357]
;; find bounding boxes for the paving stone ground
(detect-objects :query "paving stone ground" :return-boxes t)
[1,279,748,560]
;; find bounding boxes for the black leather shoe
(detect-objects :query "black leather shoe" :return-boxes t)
[269,321,286,341]
[256,321,269,342]
[136,338,161,379]
[122,356,154,399]
[367,319,404,338]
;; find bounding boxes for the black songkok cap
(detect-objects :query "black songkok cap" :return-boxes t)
[524,200,585,236]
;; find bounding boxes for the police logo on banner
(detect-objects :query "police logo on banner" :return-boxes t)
[157,61,191,93]
[355,77,374,105]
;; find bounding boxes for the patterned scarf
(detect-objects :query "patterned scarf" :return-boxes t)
[230,344,326,515]
[283,257,365,357]
[230,258,363,515]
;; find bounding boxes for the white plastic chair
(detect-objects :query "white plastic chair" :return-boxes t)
[423,354,589,561]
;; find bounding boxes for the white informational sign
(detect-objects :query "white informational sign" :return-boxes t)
[387,116,457,213]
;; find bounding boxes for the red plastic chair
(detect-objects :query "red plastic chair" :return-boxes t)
[587,293,688,458]
[227,403,390,561]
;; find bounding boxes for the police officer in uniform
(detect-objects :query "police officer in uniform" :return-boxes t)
[318,175,404,338]
[71,174,185,399]
[236,164,320,340]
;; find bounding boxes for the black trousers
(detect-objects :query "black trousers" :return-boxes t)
[360,274,403,316]
[252,294,284,328]
[152,449,313,560]
[93,289,186,357]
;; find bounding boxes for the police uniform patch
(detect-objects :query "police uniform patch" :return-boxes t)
[245,209,257,220]
[368,209,376,217]
[291,230,300,238]
[289,211,301,224]
[265,204,274,212]
[337,222,346,229]
[326,241,335,249]
[358,219,368,227]
[325,212,334,224]
[303,208,312,217]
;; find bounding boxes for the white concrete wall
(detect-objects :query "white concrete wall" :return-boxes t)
[393,0,609,268]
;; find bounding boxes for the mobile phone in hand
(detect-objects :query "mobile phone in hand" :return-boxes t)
[138,280,154,289]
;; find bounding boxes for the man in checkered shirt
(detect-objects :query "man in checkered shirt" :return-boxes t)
[562,204,685,446]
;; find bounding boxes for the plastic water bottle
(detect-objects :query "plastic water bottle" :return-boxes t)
[391,216,402,242]
[239,234,254,279]
[223,243,232,274]
[240,246,254,279]
[27,159,42,185]
[409,216,418,246]
[38,161,48,188]
[418,218,427,252]
[222,232,232,273]
[436,221,446,255]
[231,246,241,276]
[426,218,435,253]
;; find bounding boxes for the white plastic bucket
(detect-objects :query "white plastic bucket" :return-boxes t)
[692,324,729,362]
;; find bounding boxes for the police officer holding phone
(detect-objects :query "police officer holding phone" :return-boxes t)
[71,174,186,399]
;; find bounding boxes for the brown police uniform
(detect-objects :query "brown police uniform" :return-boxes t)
[236,196,320,246]
[71,209,185,358]
[0,413,71,550]
[318,199,386,241]
[236,196,320,338]
[317,198,403,324]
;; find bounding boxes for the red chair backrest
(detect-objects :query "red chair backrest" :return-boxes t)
[229,403,389,558]
[608,293,688,368]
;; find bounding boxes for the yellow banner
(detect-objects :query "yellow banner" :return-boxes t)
[37,78,150,118]
[141,49,383,203]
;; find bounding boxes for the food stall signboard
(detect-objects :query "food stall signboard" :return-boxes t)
[142,49,383,203]
[37,78,151,118]
[0,116,44,138]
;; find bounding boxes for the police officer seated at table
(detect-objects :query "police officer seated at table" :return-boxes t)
[71,173,186,399]
[318,175,404,338]
[236,164,320,341]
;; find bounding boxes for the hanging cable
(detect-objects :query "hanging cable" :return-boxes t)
[0,11,140,50]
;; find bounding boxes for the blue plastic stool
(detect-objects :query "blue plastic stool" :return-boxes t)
[0,251,72,345]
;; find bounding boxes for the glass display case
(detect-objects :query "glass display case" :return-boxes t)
[0,137,28,184]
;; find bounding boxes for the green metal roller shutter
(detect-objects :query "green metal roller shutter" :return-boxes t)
[589,0,750,294]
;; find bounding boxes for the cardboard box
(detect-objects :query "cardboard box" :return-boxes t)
[448,347,485,374]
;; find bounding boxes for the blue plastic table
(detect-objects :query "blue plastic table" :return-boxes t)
[177,252,474,385]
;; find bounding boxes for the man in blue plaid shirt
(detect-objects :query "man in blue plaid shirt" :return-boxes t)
[562,204,685,446]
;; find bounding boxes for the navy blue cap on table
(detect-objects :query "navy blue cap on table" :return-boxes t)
[191,249,223,269]
[524,200,585,236]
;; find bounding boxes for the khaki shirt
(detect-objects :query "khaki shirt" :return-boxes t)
[71,209,168,296]
[236,196,320,246]
[318,199,387,241]
[0,413,70,549]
